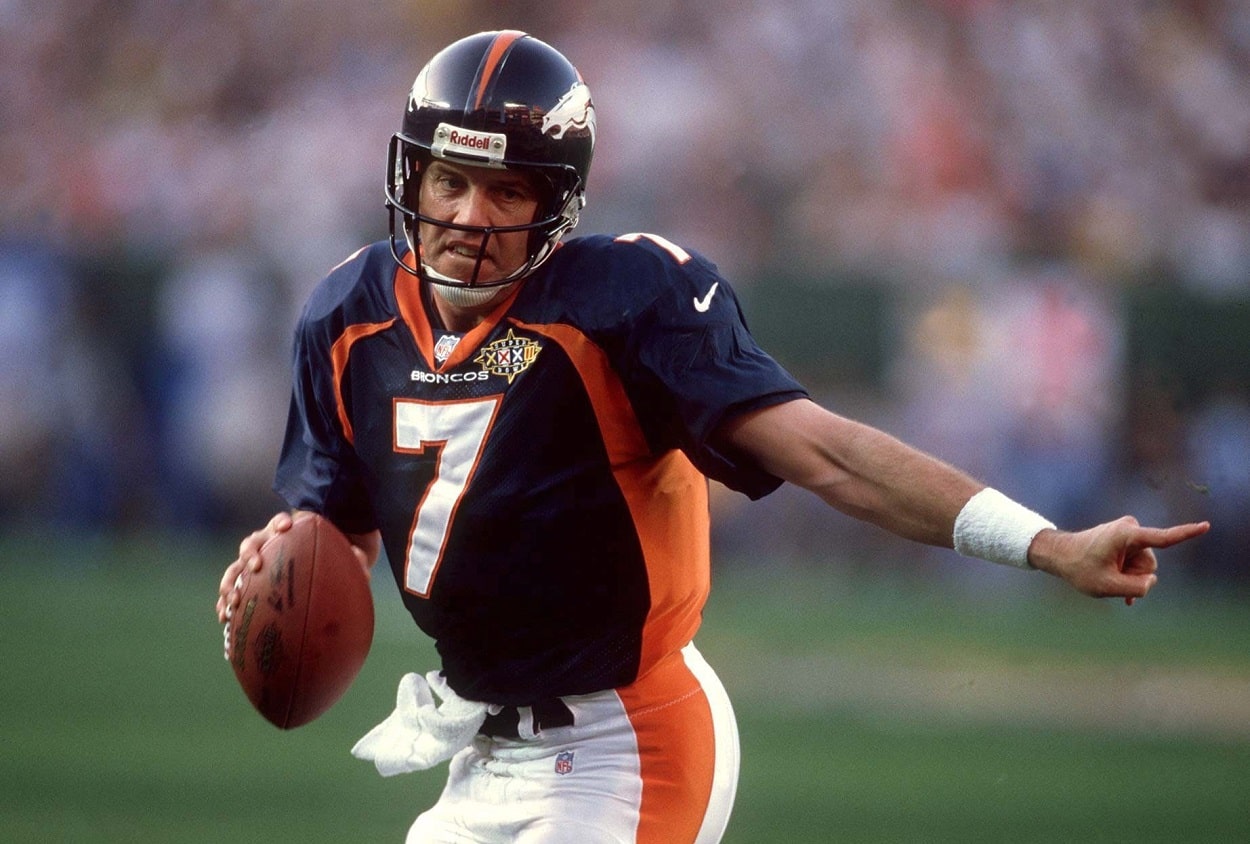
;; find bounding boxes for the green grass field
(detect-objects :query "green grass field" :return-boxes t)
[2,536,1247,842]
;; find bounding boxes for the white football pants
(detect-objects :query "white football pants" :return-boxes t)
[406,643,739,843]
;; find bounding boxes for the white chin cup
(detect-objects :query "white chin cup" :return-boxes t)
[430,279,515,309]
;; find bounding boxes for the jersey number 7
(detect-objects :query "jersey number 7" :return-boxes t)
[393,396,501,596]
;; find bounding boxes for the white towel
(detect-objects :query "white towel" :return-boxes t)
[351,671,487,776]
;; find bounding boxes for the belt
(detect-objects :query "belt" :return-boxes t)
[479,697,575,738]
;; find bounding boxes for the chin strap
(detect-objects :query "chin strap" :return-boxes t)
[405,226,532,306]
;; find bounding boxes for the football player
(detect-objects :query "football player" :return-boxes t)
[216,31,1209,844]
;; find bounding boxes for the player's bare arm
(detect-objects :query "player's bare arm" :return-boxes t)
[717,397,980,547]
[215,511,381,624]
[717,397,1210,601]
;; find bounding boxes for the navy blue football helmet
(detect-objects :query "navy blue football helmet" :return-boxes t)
[385,31,596,289]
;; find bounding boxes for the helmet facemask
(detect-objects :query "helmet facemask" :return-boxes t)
[385,133,585,294]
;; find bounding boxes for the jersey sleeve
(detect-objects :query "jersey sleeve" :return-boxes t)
[615,238,808,499]
[271,272,378,535]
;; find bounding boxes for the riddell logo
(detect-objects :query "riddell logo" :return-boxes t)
[432,123,507,165]
[448,130,490,150]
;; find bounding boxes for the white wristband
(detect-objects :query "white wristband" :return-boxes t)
[953,488,1055,569]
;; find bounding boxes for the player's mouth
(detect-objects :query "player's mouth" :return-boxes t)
[448,243,486,260]
[434,240,498,280]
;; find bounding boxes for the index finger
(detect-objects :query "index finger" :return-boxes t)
[1134,521,1210,550]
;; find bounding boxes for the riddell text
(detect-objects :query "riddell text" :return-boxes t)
[448,131,491,150]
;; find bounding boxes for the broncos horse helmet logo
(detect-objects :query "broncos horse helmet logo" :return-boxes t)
[541,82,596,144]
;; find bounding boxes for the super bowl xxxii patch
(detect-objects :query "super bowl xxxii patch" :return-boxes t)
[474,328,541,384]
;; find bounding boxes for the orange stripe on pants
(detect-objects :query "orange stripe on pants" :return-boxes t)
[618,645,738,843]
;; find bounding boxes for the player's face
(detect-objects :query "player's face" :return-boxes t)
[417,161,541,285]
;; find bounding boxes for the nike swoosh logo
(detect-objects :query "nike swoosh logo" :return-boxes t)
[693,282,719,313]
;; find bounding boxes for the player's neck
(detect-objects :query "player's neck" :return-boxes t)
[430,294,473,333]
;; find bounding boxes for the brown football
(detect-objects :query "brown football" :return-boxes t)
[227,513,374,729]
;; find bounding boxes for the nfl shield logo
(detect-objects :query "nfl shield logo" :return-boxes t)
[554,750,575,775]
[434,334,460,363]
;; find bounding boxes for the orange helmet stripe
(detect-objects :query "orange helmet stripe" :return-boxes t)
[473,30,527,110]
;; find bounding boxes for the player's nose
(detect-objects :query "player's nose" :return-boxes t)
[452,186,494,227]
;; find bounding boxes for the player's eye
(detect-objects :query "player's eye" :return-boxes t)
[425,167,464,193]
[495,180,536,206]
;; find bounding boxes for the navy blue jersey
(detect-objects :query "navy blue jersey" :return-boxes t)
[274,233,807,704]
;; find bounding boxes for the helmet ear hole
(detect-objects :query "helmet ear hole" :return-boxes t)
[399,148,425,213]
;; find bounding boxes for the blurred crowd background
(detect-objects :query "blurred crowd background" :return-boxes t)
[2,0,1247,585]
